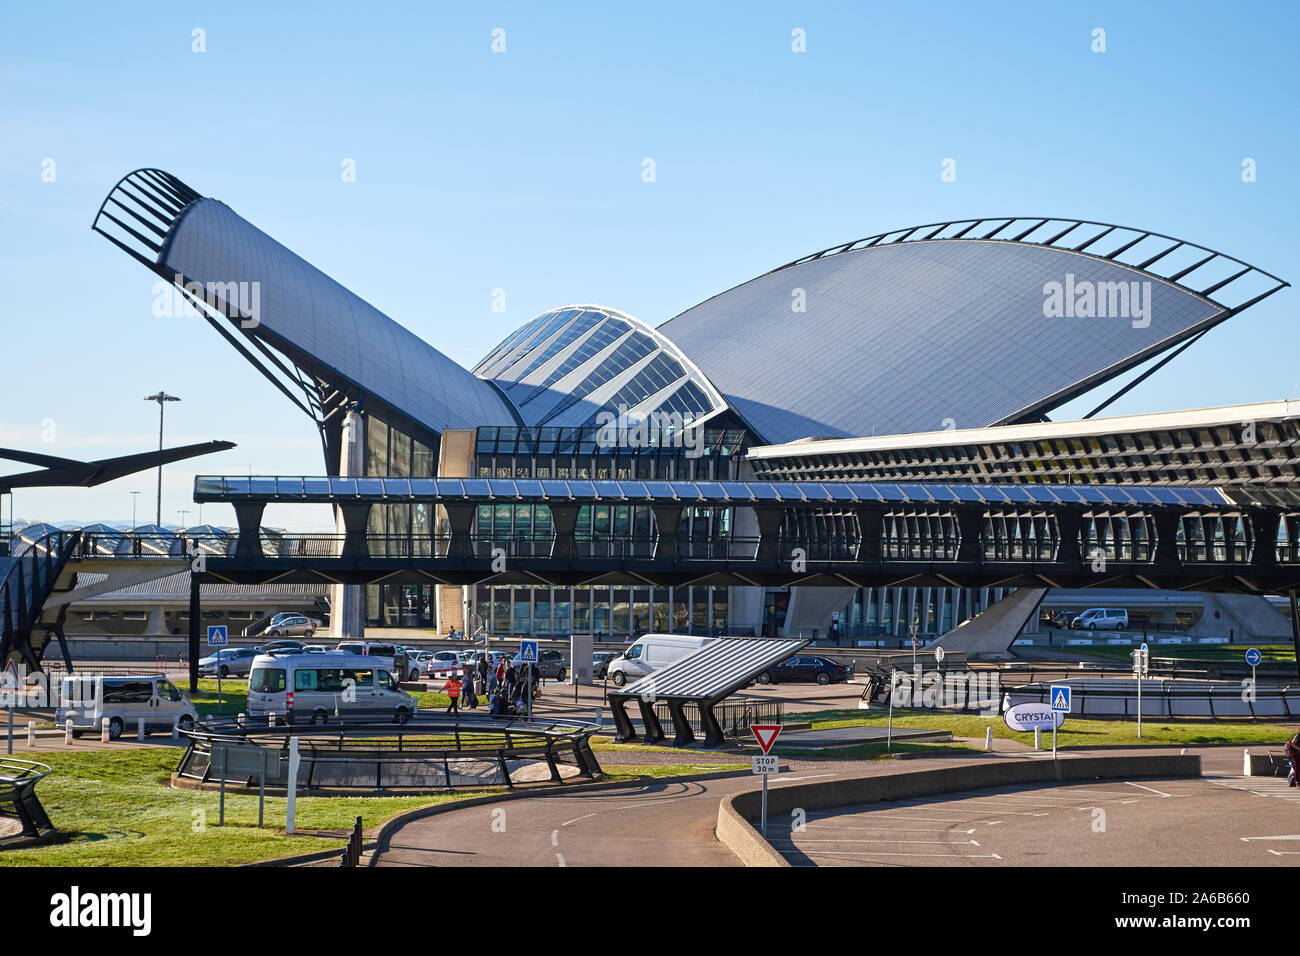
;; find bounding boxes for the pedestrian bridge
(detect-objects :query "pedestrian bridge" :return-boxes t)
[186,475,1300,593]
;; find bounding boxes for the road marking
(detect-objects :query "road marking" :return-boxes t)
[794,850,1003,859]
[555,853,566,866]
[807,824,976,834]
[773,773,837,783]
[884,804,1049,817]
[855,814,1004,825]
[778,837,978,845]
[551,829,558,846]
[1240,835,1300,841]
[1124,782,1171,797]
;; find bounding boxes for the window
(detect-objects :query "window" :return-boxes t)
[103,680,153,704]
[343,668,374,687]
[626,644,643,659]
[249,668,286,693]
[377,671,397,690]
[295,669,319,691]
[158,681,182,703]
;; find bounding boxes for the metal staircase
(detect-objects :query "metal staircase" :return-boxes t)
[0,530,82,671]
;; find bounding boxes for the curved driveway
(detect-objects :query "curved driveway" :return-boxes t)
[370,745,1298,867]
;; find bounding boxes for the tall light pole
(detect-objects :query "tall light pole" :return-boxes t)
[143,392,181,525]
[130,490,141,528]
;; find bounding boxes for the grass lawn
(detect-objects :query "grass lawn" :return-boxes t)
[602,763,748,779]
[786,707,1299,749]
[0,748,502,867]
[1066,643,1296,664]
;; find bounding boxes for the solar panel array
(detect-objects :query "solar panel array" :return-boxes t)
[196,475,1233,509]
[618,637,808,701]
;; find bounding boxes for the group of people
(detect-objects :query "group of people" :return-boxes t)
[443,654,540,717]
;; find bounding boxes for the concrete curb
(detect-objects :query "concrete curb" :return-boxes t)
[716,753,1202,867]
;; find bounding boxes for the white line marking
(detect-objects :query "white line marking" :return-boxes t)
[807,825,976,834]
[555,853,566,866]
[799,850,1003,859]
[551,829,558,846]
[1124,782,1171,797]
[777,838,973,845]
[1240,835,1300,841]
[881,804,1048,817]
[773,773,837,783]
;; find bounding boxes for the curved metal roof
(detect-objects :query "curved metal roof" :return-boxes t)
[93,169,518,439]
[473,305,727,428]
[659,217,1288,445]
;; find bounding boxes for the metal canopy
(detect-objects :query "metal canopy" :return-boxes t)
[607,637,808,747]
[194,475,1231,509]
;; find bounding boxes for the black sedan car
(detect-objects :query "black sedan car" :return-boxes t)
[756,655,853,686]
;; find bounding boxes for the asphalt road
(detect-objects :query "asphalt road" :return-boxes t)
[776,774,1300,867]
[370,745,1300,867]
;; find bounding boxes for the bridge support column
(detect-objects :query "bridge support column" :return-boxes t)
[854,506,883,569]
[666,699,695,747]
[955,505,985,564]
[188,572,200,693]
[754,506,784,565]
[1152,509,1183,573]
[232,502,266,560]
[331,410,366,639]
[651,505,682,560]
[550,504,579,561]
[444,504,476,559]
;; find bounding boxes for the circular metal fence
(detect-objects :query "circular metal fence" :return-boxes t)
[0,757,56,839]
[176,713,603,791]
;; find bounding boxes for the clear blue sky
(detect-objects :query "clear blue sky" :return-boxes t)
[2,0,1296,528]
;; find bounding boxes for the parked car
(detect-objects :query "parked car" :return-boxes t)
[1043,610,1079,630]
[424,650,465,677]
[56,674,197,739]
[608,634,714,687]
[1069,608,1129,631]
[262,639,306,655]
[246,652,415,725]
[593,651,616,679]
[198,647,260,678]
[757,655,853,686]
[336,641,417,681]
[264,614,320,638]
[299,644,330,654]
[509,649,567,681]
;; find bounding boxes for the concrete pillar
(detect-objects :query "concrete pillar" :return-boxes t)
[331,410,365,639]
[143,605,167,636]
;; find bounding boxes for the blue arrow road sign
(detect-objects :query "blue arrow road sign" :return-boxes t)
[1049,684,1071,713]
[207,625,228,647]
[519,639,538,663]
[1245,648,1262,667]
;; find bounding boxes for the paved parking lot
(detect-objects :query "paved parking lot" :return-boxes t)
[773,772,1300,866]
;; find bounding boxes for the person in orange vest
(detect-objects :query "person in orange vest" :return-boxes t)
[445,674,462,714]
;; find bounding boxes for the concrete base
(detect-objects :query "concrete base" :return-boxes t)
[934,587,1045,660]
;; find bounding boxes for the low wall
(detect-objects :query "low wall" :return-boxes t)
[717,753,1202,867]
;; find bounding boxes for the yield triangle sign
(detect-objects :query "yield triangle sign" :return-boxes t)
[0,660,19,691]
[1053,690,1068,709]
[750,724,782,754]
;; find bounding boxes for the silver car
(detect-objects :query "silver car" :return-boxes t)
[264,614,319,638]
[198,646,260,678]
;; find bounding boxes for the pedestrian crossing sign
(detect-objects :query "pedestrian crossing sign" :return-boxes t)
[519,640,538,663]
[1050,684,1071,713]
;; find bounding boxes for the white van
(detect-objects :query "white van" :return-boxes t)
[56,674,198,739]
[608,634,715,686]
[246,652,416,725]
[1070,608,1130,631]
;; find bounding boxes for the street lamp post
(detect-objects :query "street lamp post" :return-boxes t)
[130,490,140,529]
[143,392,181,525]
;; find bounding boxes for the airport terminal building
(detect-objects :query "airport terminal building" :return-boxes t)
[91,170,1292,643]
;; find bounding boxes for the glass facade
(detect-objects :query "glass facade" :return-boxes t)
[361,407,440,629]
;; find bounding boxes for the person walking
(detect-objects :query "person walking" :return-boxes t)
[477,655,489,694]
[1287,729,1300,786]
[504,660,518,700]
[494,656,505,694]
[463,665,478,709]
[445,673,462,714]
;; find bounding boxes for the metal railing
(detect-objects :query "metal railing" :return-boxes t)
[176,713,603,790]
